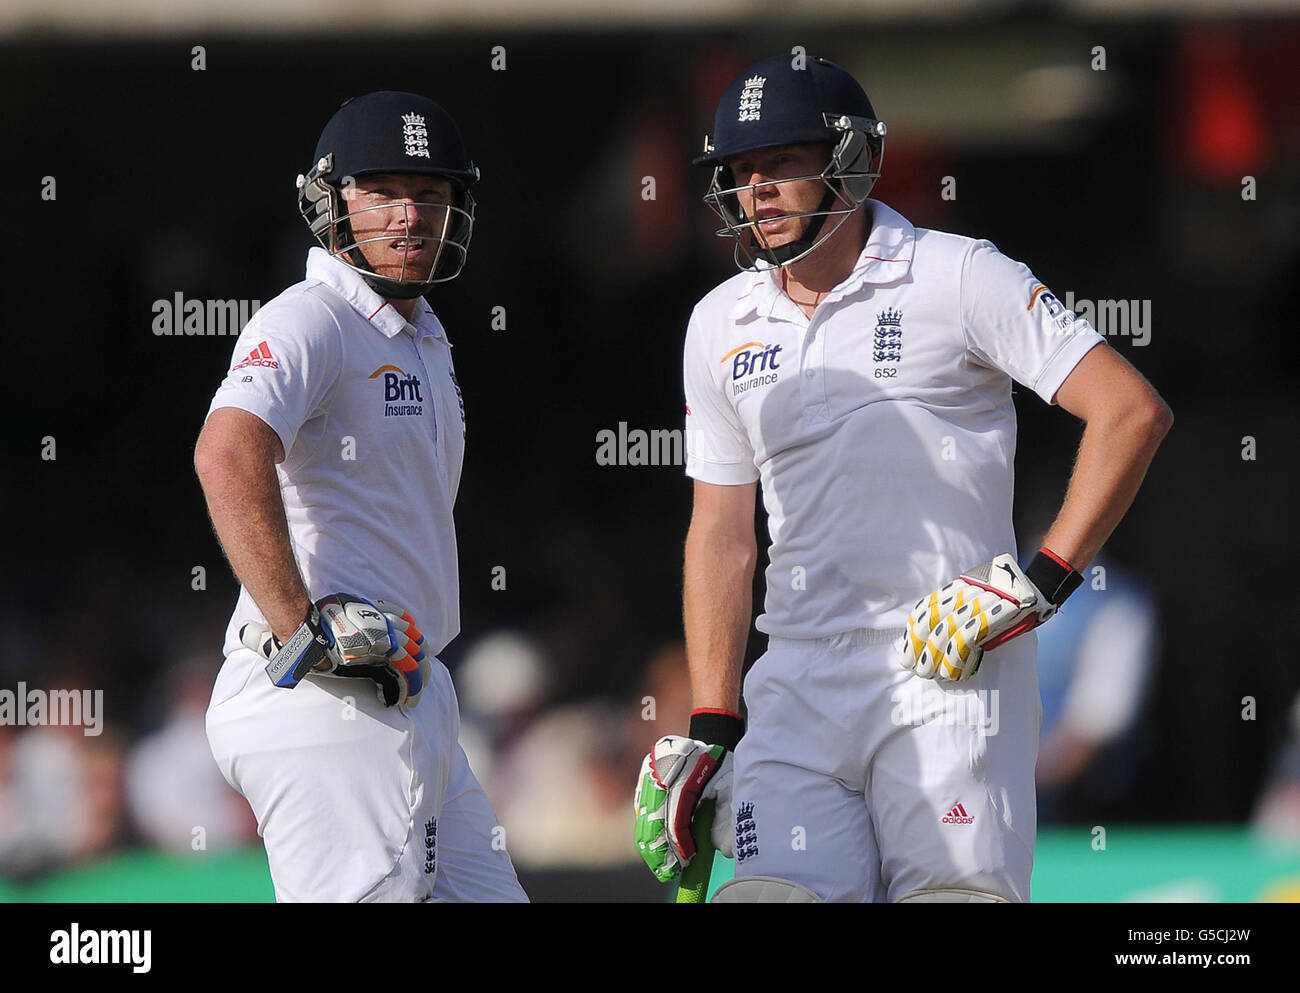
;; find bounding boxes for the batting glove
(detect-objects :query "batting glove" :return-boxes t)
[242,593,430,707]
[633,711,742,882]
[896,550,1083,682]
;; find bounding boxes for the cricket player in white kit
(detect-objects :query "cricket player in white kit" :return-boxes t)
[195,92,526,902]
[634,57,1172,902]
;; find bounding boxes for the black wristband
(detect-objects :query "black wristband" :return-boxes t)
[1024,550,1084,607]
[689,711,745,752]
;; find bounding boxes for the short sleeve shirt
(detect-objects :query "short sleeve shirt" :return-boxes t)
[207,248,467,657]
[684,200,1103,636]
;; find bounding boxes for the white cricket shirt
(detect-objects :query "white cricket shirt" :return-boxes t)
[684,200,1104,637]
[207,247,466,658]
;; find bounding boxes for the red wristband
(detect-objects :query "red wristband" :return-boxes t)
[1025,547,1084,607]
[1037,545,1078,573]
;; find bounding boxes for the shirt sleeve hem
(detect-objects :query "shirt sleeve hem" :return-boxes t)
[207,396,297,460]
[1033,332,1105,405]
[685,457,759,485]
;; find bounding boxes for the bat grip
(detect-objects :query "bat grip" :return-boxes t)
[676,800,716,904]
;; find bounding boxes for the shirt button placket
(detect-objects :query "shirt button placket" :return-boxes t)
[414,333,455,498]
[411,333,439,448]
[802,315,829,422]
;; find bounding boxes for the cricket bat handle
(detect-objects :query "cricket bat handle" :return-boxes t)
[676,800,716,904]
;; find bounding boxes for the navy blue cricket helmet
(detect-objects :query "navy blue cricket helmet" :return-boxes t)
[296,91,480,297]
[696,56,886,270]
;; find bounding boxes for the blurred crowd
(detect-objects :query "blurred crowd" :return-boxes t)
[0,558,700,885]
[3,542,1299,892]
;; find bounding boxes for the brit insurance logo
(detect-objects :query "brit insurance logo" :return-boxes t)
[873,308,903,363]
[721,340,782,398]
[369,364,424,417]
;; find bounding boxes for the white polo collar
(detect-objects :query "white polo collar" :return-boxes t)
[727,200,916,321]
[306,247,448,342]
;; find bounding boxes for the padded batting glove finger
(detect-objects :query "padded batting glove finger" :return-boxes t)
[372,600,433,708]
[895,553,1051,683]
[331,642,427,708]
[374,600,427,662]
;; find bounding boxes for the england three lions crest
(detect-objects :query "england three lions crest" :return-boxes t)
[873,308,903,362]
[402,112,430,158]
[738,75,766,123]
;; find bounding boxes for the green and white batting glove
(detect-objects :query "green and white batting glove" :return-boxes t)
[634,732,735,883]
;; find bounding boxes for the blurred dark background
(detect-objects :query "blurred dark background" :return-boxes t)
[2,11,1299,900]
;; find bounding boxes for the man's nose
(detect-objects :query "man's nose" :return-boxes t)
[391,200,421,224]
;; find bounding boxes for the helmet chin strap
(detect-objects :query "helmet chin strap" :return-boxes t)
[362,271,430,300]
[757,187,837,266]
[342,245,431,300]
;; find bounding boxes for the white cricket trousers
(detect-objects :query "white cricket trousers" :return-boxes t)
[731,628,1040,902]
[206,649,527,903]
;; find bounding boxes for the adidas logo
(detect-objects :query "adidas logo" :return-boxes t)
[941,802,974,825]
[232,341,279,371]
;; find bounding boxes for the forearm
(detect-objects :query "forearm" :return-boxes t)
[682,525,756,714]
[1042,401,1173,569]
[197,452,311,643]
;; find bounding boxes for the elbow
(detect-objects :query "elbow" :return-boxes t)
[1142,394,1174,445]
[193,426,235,488]
[1105,388,1172,447]
[193,434,218,486]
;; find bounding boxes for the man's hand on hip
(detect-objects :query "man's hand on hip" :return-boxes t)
[895,551,1079,682]
[242,593,432,707]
